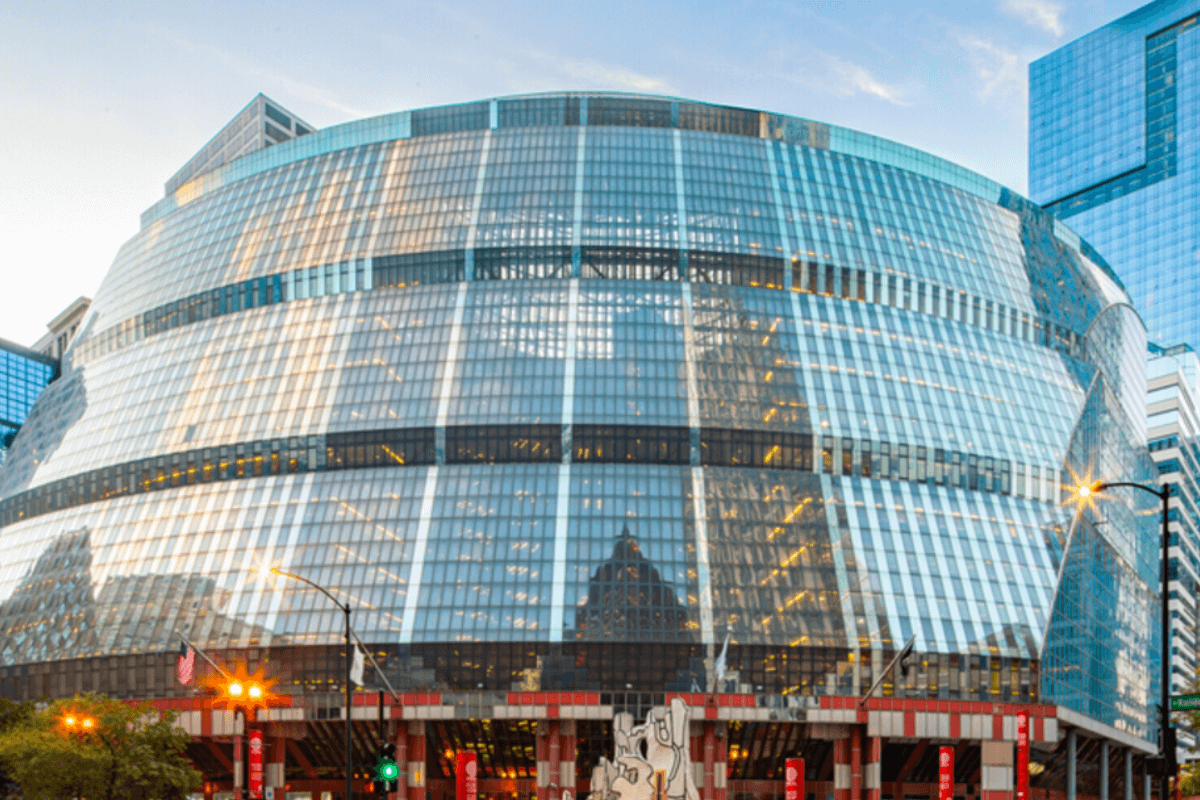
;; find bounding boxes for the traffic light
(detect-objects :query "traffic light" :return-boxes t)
[375,742,400,795]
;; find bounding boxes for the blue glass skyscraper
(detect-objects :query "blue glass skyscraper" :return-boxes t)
[0,339,56,464]
[1030,0,1200,348]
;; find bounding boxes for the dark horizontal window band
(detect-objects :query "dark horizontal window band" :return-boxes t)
[0,424,1040,529]
[410,96,828,147]
[75,244,1084,369]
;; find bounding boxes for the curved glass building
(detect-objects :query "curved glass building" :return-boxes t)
[0,93,1163,783]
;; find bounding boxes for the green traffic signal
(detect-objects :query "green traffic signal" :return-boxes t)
[377,758,400,781]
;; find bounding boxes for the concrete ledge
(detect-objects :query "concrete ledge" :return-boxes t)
[1056,705,1155,753]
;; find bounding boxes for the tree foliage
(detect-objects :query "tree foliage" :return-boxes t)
[0,693,201,800]
[0,699,35,799]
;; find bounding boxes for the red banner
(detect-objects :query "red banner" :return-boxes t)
[1016,711,1029,800]
[457,751,477,800]
[248,729,263,799]
[938,746,953,800]
[786,758,804,800]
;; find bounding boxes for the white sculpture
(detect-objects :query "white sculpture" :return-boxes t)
[590,698,699,800]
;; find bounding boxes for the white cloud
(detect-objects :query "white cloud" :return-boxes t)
[956,34,1024,103]
[1003,0,1065,37]
[781,53,910,106]
[823,54,910,105]
[527,53,673,94]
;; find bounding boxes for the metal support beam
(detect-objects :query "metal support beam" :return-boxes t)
[1126,748,1133,800]
[287,738,319,780]
[1100,740,1109,800]
[1075,729,1084,800]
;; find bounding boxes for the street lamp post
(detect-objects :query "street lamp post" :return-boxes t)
[219,672,272,800]
[1079,480,1172,800]
[271,568,354,800]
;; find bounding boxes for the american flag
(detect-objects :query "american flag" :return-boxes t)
[176,641,195,686]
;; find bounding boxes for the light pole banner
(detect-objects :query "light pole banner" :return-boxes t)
[938,746,953,800]
[457,751,477,800]
[785,758,804,800]
[1016,711,1029,800]
[248,729,264,799]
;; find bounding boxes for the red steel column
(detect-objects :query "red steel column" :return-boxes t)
[394,719,409,800]
[407,721,427,800]
[233,715,243,795]
[864,736,881,800]
[979,741,1013,800]
[537,720,551,800]
[833,736,850,800]
[560,721,576,800]
[267,735,286,797]
[714,723,727,800]
[549,721,562,800]
[703,722,716,800]
[850,727,862,800]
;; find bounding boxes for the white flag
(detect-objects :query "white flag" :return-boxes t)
[714,633,730,684]
[350,646,365,687]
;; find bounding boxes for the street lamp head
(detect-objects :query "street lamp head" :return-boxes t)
[63,715,76,727]
[81,717,95,730]
[208,663,278,712]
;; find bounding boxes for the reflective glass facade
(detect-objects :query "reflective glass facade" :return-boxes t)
[0,339,57,466]
[1030,0,1200,349]
[0,93,1161,739]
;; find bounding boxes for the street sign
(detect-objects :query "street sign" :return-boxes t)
[1171,694,1200,711]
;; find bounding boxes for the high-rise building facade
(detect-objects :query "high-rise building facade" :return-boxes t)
[32,296,91,361]
[1030,0,1200,348]
[1147,344,1200,756]
[0,338,57,465]
[0,93,1165,794]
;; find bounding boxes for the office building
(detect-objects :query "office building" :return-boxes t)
[0,339,57,465]
[31,296,90,361]
[0,92,1165,797]
[1147,344,1200,756]
[1030,0,1200,349]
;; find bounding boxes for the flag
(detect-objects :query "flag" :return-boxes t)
[714,633,730,686]
[176,641,195,686]
[350,646,365,687]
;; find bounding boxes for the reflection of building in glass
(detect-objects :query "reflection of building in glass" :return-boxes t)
[0,92,1164,790]
[575,530,692,643]
[0,527,275,666]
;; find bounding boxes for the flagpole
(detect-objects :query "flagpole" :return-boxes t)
[349,627,403,704]
[174,628,231,679]
[859,634,915,707]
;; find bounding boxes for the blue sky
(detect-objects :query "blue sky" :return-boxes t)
[0,0,1147,345]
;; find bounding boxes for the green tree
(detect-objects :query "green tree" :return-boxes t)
[0,699,35,799]
[0,693,201,800]
[1181,760,1200,797]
